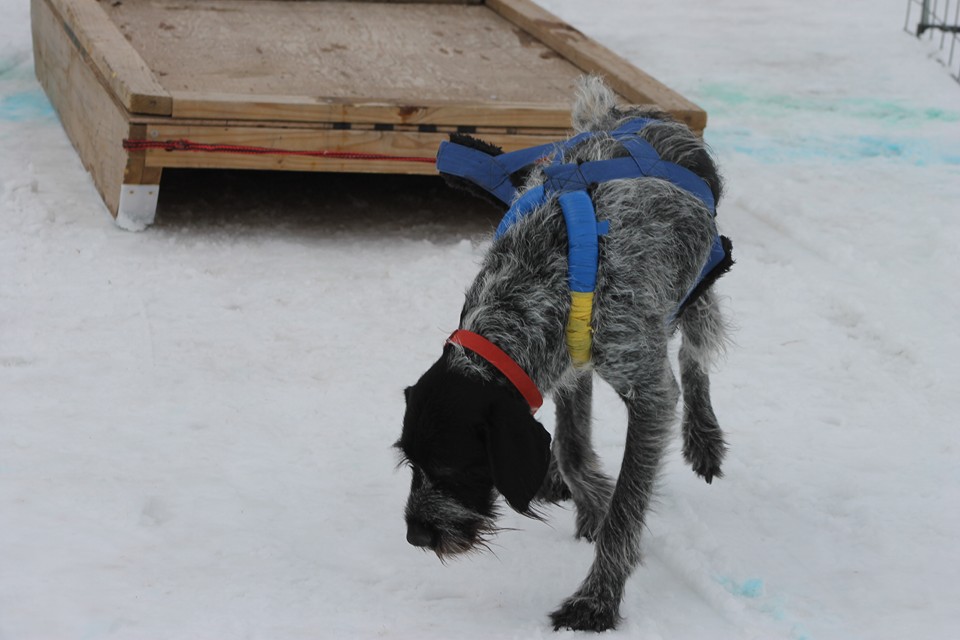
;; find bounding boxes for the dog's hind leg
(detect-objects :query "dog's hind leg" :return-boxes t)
[551,336,677,631]
[678,289,729,484]
[546,373,615,540]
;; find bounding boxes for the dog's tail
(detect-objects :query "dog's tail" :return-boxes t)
[677,289,730,484]
[571,76,724,206]
[572,75,622,133]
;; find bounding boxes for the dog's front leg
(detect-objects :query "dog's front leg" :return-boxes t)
[551,373,615,541]
[550,362,677,632]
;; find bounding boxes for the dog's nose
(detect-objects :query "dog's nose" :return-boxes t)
[406,521,435,548]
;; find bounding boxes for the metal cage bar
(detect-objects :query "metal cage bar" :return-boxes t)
[905,0,960,82]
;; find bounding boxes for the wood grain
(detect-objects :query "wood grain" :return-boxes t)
[168,91,573,129]
[138,123,560,174]
[46,0,171,114]
[33,0,709,222]
[33,0,144,216]
[102,0,585,126]
[486,0,707,132]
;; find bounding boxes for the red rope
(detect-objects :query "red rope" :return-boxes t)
[123,138,436,164]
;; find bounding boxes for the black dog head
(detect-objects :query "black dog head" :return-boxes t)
[396,350,551,558]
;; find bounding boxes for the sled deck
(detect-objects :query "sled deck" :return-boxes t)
[31,0,707,228]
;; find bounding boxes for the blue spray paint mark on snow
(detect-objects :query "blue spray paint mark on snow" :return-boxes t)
[716,575,766,599]
[0,90,55,122]
[704,128,960,166]
[736,577,765,598]
[715,575,812,640]
[696,83,960,166]
[698,83,960,124]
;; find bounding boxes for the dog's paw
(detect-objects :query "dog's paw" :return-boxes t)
[550,593,621,632]
[682,418,727,484]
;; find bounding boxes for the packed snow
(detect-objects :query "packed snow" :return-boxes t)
[2,0,958,638]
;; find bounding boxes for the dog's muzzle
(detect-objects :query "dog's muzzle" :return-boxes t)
[406,521,437,548]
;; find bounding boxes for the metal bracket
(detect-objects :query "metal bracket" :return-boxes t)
[115,183,160,231]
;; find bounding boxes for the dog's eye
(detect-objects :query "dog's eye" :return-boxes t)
[430,467,462,483]
[430,465,486,491]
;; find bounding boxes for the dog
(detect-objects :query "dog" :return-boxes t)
[394,76,732,631]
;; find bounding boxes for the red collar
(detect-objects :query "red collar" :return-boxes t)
[447,330,543,414]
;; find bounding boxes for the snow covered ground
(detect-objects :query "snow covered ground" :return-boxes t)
[2,0,959,638]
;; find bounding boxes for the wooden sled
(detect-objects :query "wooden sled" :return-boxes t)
[31,0,707,229]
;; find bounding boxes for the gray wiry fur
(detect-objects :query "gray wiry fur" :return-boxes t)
[403,76,731,632]
[404,466,500,557]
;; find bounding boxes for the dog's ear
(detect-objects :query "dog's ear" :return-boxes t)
[484,393,551,514]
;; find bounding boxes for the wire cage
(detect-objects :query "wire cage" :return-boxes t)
[904,0,960,82]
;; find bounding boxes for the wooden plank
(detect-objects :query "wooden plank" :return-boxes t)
[318,0,483,3]
[44,0,171,115]
[130,110,572,140]
[101,0,585,126]
[169,91,573,129]
[123,124,163,185]
[97,0,702,130]
[128,110,566,137]
[152,154,438,176]
[137,124,560,174]
[32,0,140,216]
[486,0,707,132]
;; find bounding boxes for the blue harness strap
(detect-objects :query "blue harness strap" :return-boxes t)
[435,140,557,205]
[559,190,603,294]
[435,120,648,207]
[539,138,714,212]
[436,118,730,364]
[438,119,715,213]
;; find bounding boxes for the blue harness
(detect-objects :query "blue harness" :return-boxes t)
[436,118,730,365]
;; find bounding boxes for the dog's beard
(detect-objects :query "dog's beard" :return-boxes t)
[430,506,499,560]
[405,483,500,560]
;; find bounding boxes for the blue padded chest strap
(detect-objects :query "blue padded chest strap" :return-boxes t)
[436,139,556,205]
[436,119,655,207]
[559,191,605,293]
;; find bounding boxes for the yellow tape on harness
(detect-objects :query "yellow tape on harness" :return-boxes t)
[566,291,594,367]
